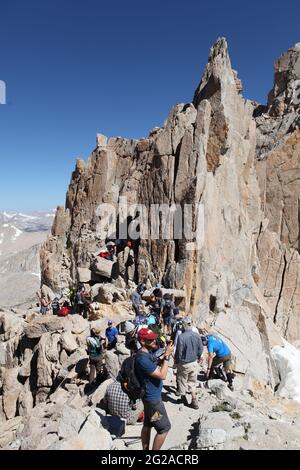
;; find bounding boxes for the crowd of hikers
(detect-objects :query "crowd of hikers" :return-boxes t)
[36,265,235,450]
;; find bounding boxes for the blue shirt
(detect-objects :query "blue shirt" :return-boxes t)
[131,291,141,307]
[106,326,118,345]
[135,351,162,401]
[207,335,231,358]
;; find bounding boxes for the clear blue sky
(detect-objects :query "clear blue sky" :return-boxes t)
[0,0,299,212]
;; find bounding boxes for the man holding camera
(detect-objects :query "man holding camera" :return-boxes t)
[135,328,173,451]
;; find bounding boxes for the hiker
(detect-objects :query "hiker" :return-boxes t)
[170,308,181,340]
[101,373,144,425]
[161,293,175,335]
[131,283,146,315]
[124,319,150,354]
[105,320,119,350]
[51,297,61,315]
[174,317,203,409]
[88,301,101,319]
[36,288,51,315]
[146,293,162,324]
[203,334,235,391]
[75,285,86,315]
[135,327,173,451]
[99,241,115,261]
[173,314,199,353]
[152,283,163,299]
[86,327,106,384]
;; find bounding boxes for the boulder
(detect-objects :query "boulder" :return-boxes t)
[104,351,120,379]
[90,378,114,406]
[18,381,33,417]
[0,311,24,341]
[60,330,78,353]
[91,257,115,279]
[77,267,92,283]
[2,367,22,419]
[57,406,87,440]
[25,316,63,339]
[0,416,23,448]
[196,428,227,449]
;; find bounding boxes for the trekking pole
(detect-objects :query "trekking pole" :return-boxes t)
[55,364,77,392]
[124,438,141,447]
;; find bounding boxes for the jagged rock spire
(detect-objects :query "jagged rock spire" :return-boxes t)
[268,42,300,116]
[193,37,237,107]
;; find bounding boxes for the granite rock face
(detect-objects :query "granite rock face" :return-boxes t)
[255,43,300,342]
[40,38,300,384]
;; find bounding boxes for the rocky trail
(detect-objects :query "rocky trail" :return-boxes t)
[1,306,300,450]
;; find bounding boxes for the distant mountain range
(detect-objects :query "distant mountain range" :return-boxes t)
[0,211,55,308]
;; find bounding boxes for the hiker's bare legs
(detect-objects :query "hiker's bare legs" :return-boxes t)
[141,426,151,450]
[152,431,168,450]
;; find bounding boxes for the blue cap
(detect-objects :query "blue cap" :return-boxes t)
[107,320,113,325]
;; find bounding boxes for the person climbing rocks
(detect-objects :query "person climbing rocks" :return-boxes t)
[161,293,175,336]
[203,333,235,391]
[146,293,162,324]
[131,283,146,316]
[135,327,173,451]
[86,326,106,385]
[174,317,203,409]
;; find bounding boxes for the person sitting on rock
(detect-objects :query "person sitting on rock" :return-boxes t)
[203,333,235,391]
[86,327,106,384]
[101,373,144,425]
[99,242,115,261]
[51,297,61,315]
[58,300,71,317]
[105,320,118,350]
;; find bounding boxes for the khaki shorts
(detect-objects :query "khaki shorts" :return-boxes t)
[212,354,232,372]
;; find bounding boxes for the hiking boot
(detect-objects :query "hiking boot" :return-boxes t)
[228,383,234,392]
[190,400,199,410]
[180,395,189,406]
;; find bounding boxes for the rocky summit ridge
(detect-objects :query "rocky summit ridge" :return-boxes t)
[1,38,300,450]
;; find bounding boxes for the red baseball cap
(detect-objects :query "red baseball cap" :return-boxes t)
[138,328,158,341]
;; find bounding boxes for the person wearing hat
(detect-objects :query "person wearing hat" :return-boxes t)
[86,327,106,384]
[105,320,118,350]
[135,328,173,450]
[174,317,203,409]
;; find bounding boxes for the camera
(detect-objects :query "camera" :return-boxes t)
[153,347,166,359]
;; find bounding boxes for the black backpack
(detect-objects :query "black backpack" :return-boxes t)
[119,351,147,401]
